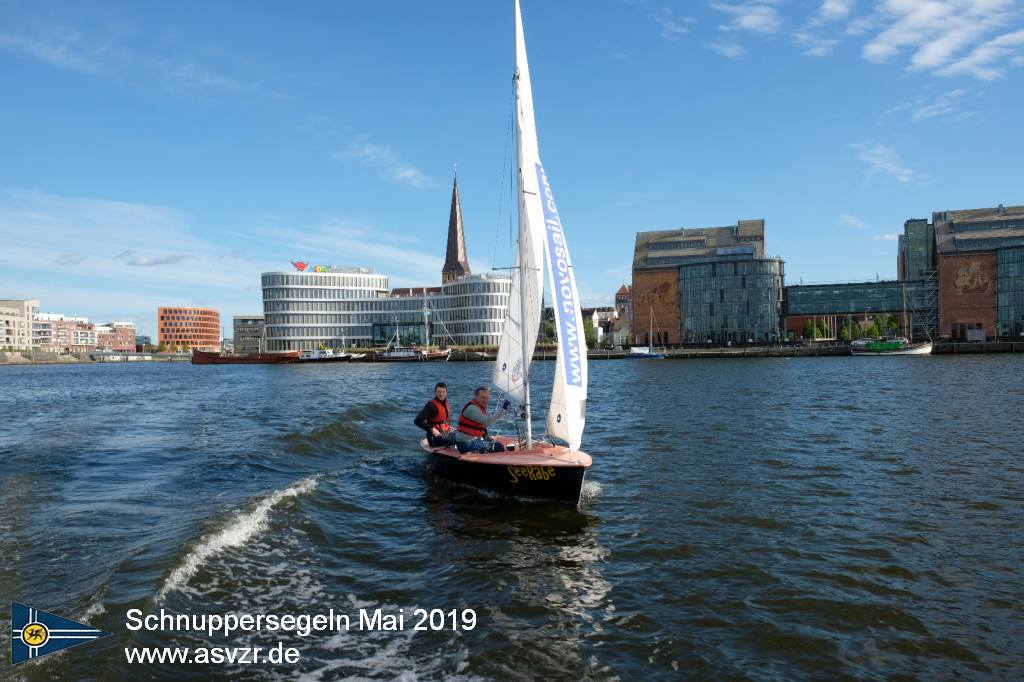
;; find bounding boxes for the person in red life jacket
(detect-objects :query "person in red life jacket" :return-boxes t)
[455,387,509,454]
[414,382,457,447]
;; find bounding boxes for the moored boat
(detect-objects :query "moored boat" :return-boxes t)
[192,349,299,365]
[298,349,349,363]
[420,0,592,506]
[850,337,933,356]
[376,346,452,362]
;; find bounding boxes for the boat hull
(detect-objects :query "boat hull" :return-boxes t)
[376,350,452,362]
[420,437,590,504]
[296,355,349,363]
[851,342,933,356]
[191,350,299,365]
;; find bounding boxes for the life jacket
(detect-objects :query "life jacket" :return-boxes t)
[427,398,451,432]
[457,398,488,438]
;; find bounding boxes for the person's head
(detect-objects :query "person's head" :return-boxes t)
[474,387,490,404]
[434,382,447,400]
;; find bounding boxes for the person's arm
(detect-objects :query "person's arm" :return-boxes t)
[413,402,436,433]
[464,403,505,427]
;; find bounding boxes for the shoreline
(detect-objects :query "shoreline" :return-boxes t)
[3,341,1023,367]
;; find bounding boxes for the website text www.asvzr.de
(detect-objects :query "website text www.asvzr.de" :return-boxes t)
[124,642,299,665]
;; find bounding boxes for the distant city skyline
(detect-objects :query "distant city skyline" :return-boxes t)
[2,0,1022,335]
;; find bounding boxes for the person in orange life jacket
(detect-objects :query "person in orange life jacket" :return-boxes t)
[455,387,509,454]
[414,382,457,447]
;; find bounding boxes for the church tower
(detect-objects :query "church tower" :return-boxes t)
[442,174,471,284]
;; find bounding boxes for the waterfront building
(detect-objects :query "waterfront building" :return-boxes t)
[95,321,136,352]
[261,265,511,351]
[933,204,1024,340]
[157,306,220,350]
[785,280,935,339]
[261,176,510,351]
[48,316,96,353]
[612,285,632,345]
[135,335,152,351]
[632,220,785,344]
[233,315,265,354]
[0,299,38,351]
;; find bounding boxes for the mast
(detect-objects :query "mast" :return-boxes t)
[514,0,533,448]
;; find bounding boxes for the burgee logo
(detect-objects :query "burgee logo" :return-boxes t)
[11,602,110,665]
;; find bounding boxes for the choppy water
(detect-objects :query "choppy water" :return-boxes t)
[1,356,1022,680]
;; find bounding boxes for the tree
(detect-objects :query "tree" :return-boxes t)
[839,324,850,342]
[802,319,815,339]
[156,343,166,353]
[817,319,829,338]
[867,321,881,338]
[542,320,555,341]
[583,316,597,349]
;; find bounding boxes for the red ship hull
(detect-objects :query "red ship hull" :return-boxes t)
[191,350,299,365]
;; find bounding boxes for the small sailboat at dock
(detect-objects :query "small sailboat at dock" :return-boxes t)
[420,0,592,505]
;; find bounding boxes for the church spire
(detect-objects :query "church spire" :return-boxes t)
[442,171,471,284]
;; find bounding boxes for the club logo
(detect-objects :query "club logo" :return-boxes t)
[291,261,309,271]
[11,602,110,665]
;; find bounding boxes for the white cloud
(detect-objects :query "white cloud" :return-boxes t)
[874,233,900,240]
[821,0,855,21]
[656,8,696,40]
[937,28,1024,80]
[708,38,747,58]
[335,138,434,190]
[912,88,970,122]
[0,30,103,73]
[0,189,281,333]
[851,142,916,183]
[840,214,870,229]
[711,1,783,33]
[859,0,1024,79]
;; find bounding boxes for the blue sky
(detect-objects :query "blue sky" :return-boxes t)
[2,0,1022,337]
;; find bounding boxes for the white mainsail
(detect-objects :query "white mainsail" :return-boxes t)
[493,0,587,451]
[492,0,546,407]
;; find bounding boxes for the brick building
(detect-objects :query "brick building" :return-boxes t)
[632,220,784,345]
[934,204,1024,340]
[157,306,221,350]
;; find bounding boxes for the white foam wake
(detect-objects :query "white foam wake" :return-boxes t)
[157,475,320,600]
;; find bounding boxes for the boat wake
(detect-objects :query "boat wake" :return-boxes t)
[156,474,320,600]
[580,480,602,504]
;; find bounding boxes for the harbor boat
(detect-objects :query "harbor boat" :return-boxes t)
[376,322,451,362]
[421,0,592,505]
[850,337,933,356]
[624,307,666,359]
[298,348,349,363]
[191,349,299,365]
[376,346,452,362]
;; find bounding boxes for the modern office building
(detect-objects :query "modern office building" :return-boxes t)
[785,280,934,339]
[0,299,38,351]
[933,204,1024,340]
[261,176,511,351]
[632,220,785,344]
[233,315,265,354]
[157,306,220,350]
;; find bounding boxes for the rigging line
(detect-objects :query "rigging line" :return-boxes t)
[491,92,515,271]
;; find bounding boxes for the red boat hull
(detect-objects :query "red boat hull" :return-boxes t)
[191,350,299,365]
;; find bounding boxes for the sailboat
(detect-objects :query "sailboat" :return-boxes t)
[626,306,666,359]
[419,0,592,505]
[850,281,933,356]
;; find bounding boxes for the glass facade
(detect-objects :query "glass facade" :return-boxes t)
[902,219,935,280]
[786,280,937,338]
[997,247,1024,337]
[262,270,510,351]
[679,258,784,343]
